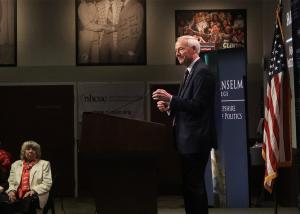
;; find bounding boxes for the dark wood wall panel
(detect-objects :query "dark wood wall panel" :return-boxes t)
[0,85,74,196]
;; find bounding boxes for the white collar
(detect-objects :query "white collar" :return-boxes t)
[186,57,200,73]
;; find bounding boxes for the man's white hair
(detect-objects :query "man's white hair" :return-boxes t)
[177,35,201,54]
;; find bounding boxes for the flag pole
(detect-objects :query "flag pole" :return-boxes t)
[273,178,278,214]
[276,1,284,41]
[273,2,281,214]
[263,0,293,211]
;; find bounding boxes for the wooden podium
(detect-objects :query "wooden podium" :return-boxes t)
[79,112,171,214]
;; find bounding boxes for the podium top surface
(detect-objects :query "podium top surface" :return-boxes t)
[80,112,172,155]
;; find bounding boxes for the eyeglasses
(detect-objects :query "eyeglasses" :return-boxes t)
[175,47,186,54]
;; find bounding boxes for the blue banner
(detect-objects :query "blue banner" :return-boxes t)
[204,48,249,208]
[291,0,300,148]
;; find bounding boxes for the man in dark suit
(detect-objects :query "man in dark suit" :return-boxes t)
[152,35,215,214]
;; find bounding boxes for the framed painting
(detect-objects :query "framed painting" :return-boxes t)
[76,0,146,65]
[175,10,246,54]
[0,0,16,66]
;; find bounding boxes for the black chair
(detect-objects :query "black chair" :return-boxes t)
[42,175,56,214]
[42,190,55,214]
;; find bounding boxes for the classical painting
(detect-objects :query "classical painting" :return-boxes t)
[76,0,146,65]
[175,10,246,52]
[0,0,16,66]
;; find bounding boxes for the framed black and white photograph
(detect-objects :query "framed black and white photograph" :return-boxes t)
[175,10,246,53]
[0,0,16,66]
[76,0,146,65]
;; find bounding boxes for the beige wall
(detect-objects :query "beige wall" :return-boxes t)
[0,0,277,138]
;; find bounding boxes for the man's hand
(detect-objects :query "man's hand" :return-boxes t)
[157,101,170,112]
[8,191,16,202]
[152,89,172,102]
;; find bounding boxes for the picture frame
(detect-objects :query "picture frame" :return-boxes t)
[0,0,17,66]
[175,9,246,54]
[76,0,146,66]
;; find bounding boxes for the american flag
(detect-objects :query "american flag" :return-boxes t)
[262,3,292,193]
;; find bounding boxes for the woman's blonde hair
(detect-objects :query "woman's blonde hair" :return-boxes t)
[20,140,41,160]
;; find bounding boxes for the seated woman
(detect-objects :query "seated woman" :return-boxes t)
[5,140,52,214]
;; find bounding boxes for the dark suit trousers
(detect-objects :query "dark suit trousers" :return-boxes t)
[180,152,210,214]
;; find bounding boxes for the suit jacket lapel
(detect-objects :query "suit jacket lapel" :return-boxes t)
[180,71,193,97]
[29,161,39,186]
[178,78,185,96]
[16,161,23,184]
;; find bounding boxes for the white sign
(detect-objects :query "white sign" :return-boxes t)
[78,82,145,121]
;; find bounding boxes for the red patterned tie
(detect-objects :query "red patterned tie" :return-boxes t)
[18,161,35,199]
